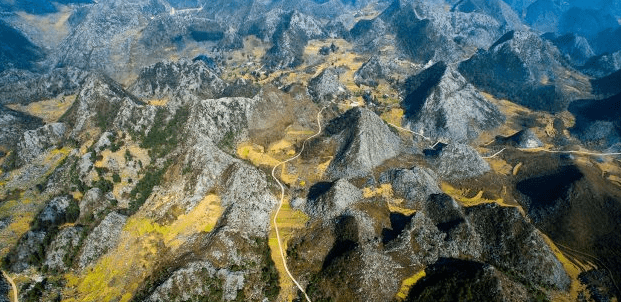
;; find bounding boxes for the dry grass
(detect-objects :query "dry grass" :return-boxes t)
[6,95,76,123]
[363,184,416,216]
[381,108,404,128]
[268,199,309,302]
[539,233,592,302]
[440,182,517,210]
[395,270,426,301]
[62,194,223,302]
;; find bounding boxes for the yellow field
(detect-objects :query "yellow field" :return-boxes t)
[7,95,76,123]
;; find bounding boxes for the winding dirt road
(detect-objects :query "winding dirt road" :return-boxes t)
[271,107,326,302]
[1,270,18,302]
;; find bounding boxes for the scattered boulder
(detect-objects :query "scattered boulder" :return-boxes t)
[424,143,490,181]
[323,107,401,179]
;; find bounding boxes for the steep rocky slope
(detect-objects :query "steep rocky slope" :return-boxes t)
[459,30,591,112]
[1,0,620,301]
[401,61,504,143]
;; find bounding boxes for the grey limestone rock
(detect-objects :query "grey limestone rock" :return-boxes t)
[129,59,225,101]
[459,30,591,112]
[146,261,245,302]
[307,67,349,104]
[379,167,441,209]
[385,212,446,268]
[402,62,505,143]
[0,105,43,152]
[494,129,544,149]
[465,203,571,290]
[78,212,127,269]
[324,107,401,180]
[422,194,482,260]
[35,196,74,230]
[78,188,108,222]
[424,143,490,181]
[6,231,46,272]
[16,122,67,166]
[44,226,83,272]
[305,179,363,219]
[0,67,89,105]
[219,162,277,238]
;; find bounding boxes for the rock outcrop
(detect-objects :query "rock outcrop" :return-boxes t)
[401,62,504,143]
[78,212,127,269]
[459,30,590,112]
[44,226,83,272]
[17,123,67,166]
[129,59,225,101]
[322,107,401,179]
[379,167,441,209]
[494,129,544,149]
[424,143,490,181]
[466,203,571,290]
[305,179,363,219]
[307,67,349,104]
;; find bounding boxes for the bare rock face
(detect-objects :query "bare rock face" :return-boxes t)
[401,62,504,143]
[354,55,417,87]
[385,211,446,269]
[0,272,9,302]
[459,30,591,112]
[4,231,46,273]
[78,188,108,222]
[60,74,143,138]
[307,67,349,104]
[550,33,595,67]
[0,67,89,105]
[423,194,482,260]
[145,261,245,302]
[0,105,43,153]
[305,179,363,219]
[218,162,277,238]
[129,59,225,101]
[465,203,571,290]
[424,143,490,181]
[323,107,401,180]
[78,212,127,270]
[44,226,83,272]
[17,122,67,166]
[379,167,441,209]
[494,129,543,149]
